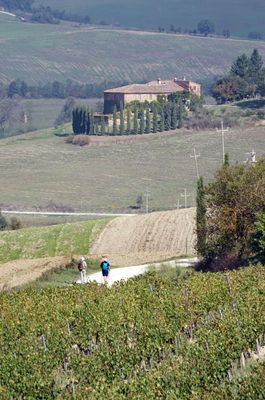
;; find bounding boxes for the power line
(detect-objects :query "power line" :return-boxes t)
[174,198,183,209]
[144,190,150,213]
[216,120,229,164]
[181,188,192,208]
[245,149,257,164]
[190,147,200,179]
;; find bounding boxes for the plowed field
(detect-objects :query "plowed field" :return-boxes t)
[90,208,196,266]
[0,256,71,291]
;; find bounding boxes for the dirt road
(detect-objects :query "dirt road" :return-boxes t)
[90,208,196,266]
[80,258,197,286]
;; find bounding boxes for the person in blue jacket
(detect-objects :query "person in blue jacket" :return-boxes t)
[100,256,110,284]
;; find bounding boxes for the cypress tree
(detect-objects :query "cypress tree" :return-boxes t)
[224,153,229,166]
[100,117,105,135]
[133,106,138,134]
[112,105,118,135]
[140,106,145,134]
[90,111,94,134]
[145,108,151,133]
[126,107,131,134]
[119,102,125,135]
[81,108,87,133]
[171,103,178,129]
[165,103,171,131]
[160,106,165,132]
[196,176,207,257]
[152,104,158,133]
[72,108,77,134]
[77,108,82,134]
[177,100,184,128]
[86,109,90,135]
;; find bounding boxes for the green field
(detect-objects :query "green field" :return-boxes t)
[38,0,265,38]
[0,219,108,263]
[1,98,101,137]
[1,265,264,398]
[20,98,101,131]
[0,118,265,212]
[1,14,265,90]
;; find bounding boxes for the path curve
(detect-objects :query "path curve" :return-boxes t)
[78,258,197,286]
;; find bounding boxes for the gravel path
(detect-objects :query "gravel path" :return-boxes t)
[77,258,197,286]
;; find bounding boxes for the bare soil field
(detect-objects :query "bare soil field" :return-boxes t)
[90,208,196,266]
[0,256,72,291]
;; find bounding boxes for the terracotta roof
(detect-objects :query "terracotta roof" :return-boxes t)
[104,79,195,94]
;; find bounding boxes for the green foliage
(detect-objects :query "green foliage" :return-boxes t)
[231,53,250,78]
[250,212,265,264]
[171,103,178,129]
[164,103,171,131]
[0,211,8,231]
[119,102,124,135]
[126,107,131,134]
[198,158,265,270]
[1,265,265,397]
[159,106,165,132]
[196,177,206,257]
[139,106,145,134]
[112,105,118,135]
[197,19,215,36]
[100,117,105,135]
[133,106,138,134]
[152,104,158,133]
[145,108,151,133]
[176,100,185,128]
[213,49,265,103]
[72,107,90,135]
[224,153,230,166]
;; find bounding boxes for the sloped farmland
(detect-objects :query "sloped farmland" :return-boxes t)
[90,208,196,266]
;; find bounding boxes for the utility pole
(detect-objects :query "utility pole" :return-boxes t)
[245,149,257,165]
[181,189,191,208]
[216,120,229,164]
[175,198,183,209]
[144,190,150,213]
[190,148,200,179]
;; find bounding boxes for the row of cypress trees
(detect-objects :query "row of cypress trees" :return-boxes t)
[72,107,93,135]
[111,101,185,135]
[72,101,186,136]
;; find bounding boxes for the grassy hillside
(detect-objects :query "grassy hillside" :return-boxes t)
[1,265,264,398]
[38,0,265,38]
[2,98,101,137]
[1,120,265,212]
[1,14,265,89]
[0,219,108,263]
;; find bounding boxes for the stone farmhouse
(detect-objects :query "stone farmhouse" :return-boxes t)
[103,78,201,114]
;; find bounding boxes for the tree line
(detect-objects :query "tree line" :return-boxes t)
[212,49,265,103]
[72,92,203,136]
[159,19,231,39]
[0,0,91,24]
[0,79,128,99]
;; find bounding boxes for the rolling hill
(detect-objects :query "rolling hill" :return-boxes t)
[38,0,265,38]
[1,123,265,213]
[1,13,265,90]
